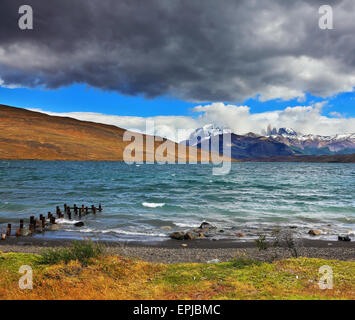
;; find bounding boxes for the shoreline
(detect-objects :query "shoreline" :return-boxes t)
[1,237,353,263]
[1,157,355,162]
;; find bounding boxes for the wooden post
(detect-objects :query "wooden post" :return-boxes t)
[6,224,11,236]
[64,204,67,212]
[74,204,78,215]
[67,208,72,220]
[20,219,24,229]
[41,216,46,228]
[30,216,35,230]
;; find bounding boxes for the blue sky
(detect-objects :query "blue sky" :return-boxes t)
[1,84,354,118]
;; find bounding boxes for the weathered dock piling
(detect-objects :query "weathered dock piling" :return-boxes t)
[15,219,24,237]
[6,224,11,236]
[29,216,35,232]
[2,203,102,240]
[67,207,72,220]
[56,206,61,217]
[41,216,46,228]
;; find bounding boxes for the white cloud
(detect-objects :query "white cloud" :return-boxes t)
[29,102,355,142]
[28,109,199,142]
[257,56,355,100]
[193,102,355,137]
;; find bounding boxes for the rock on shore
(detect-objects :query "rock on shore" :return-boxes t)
[170,222,221,240]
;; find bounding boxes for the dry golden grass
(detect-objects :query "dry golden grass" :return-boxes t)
[0,251,354,300]
[0,104,228,163]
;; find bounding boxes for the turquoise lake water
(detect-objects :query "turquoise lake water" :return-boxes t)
[0,161,354,241]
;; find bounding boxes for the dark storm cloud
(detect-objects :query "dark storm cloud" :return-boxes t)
[0,0,354,101]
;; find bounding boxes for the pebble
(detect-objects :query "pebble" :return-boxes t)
[207,259,220,264]
[308,230,322,236]
[0,244,353,264]
[338,235,351,242]
[74,222,84,227]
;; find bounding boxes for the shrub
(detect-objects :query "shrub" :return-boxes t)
[231,257,262,268]
[272,229,299,258]
[254,235,268,251]
[38,240,104,266]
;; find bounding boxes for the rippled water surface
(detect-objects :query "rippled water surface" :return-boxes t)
[0,161,354,241]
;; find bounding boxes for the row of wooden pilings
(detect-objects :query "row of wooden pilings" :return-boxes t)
[3,203,102,238]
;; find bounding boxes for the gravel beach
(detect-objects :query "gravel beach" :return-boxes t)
[0,237,353,263]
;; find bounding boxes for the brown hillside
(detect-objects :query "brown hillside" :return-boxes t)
[0,105,216,162]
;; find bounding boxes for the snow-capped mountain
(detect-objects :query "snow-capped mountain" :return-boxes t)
[266,127,299,137]
[182,124,355,159]
[185,124,227,146]
[183,125,299,159]
[267,127,355,153]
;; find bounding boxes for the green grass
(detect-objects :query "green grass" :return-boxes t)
[230,257,262,268]
[37,240,104,266]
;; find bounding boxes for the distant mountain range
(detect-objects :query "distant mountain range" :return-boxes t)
[1,105,354,163]
[183,124,355,160]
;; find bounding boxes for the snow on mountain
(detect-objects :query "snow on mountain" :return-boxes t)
[266,127,299,137]
[267,127,354,141]
[266,127,355,152]
[184,124,355,155]
[187,124,227,146]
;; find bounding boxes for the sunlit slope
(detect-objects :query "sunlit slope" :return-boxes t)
[0,105,221,162]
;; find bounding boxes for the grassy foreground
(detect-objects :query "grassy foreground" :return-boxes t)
[0,248,354,300]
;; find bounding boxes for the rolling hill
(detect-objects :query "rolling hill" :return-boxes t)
[0,105,214,162]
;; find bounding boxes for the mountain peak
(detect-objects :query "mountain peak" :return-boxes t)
[190,124,224,140]
[277,127,298,136]
[266,126,299,137]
